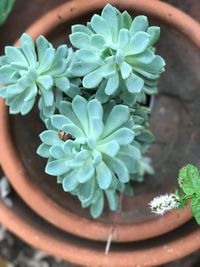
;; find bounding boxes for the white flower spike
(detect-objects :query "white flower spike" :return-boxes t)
[149,193,180,215]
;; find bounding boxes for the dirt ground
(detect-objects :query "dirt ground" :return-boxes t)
[0,225,80,267]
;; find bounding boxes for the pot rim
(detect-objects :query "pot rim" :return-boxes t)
[0,0,200,242]
[0,193,200,267]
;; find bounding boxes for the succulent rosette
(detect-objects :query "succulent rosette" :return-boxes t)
[0,3,166,221]
[69,4,165,106]
[37,95,150,217]
[0,33,80,118]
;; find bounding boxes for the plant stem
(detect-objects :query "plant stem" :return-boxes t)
[105,192,124,255]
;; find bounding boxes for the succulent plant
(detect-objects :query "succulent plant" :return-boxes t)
[0,33,80,118]
[69,4,165,106]
[0,4,165,219]
[37,95,151,217]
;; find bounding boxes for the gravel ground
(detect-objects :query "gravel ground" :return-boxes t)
[0,177,80,267]
[0,225,80,267]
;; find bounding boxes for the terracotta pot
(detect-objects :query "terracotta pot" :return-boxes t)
[1,190,200,267]
[164,0,200,23]
[0,0,200,242]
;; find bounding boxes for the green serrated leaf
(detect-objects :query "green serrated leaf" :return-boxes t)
[178,164,200,196]
[190,197,200,225]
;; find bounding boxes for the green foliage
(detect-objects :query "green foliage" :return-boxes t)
[190,198,200,224]
[37,95,153,218]
[150,164,200,225]
[177,164,200,224]
[178,164,200,197]
[0,0,15,26]
[0,33,79,119]
[69,4,165,106]
[0,4,165,218]
[174,189,187,209]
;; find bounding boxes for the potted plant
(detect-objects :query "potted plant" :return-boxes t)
[1,1,164,215]
[2,0,199,246]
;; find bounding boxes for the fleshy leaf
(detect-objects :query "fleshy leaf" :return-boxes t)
[78,179,95,202]
[106,190,119,211]
[39,130,60,145]
[37,143,50,158]
[90,190,104,218]
[96,161,112,190]
[130,15,149,35]
[103,105,129,137]
[46,159,69,176]
[70,32,90,49]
